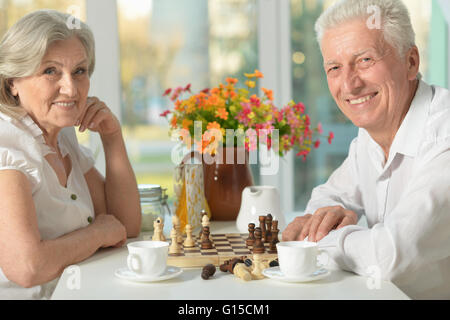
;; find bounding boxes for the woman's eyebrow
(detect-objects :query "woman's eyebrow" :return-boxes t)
[41,59,88,66]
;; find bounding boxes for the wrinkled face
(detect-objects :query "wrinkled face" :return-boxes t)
[321,19,419,133]
[10,36,90,131]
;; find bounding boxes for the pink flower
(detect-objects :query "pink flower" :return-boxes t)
[296,150,309,162]
[317,122,323,134]
[328,131,335,144]
[294,102,305,114]
[163,88,172,96]
[314,140,320,149]
[159,110,171,117]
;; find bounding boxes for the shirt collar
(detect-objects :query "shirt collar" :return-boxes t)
[388,80,432,159]
[360,80,432,174]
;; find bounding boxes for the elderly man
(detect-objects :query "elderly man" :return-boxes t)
[283,0,450,299]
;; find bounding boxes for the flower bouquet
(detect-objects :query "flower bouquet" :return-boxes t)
[160,70,334,161]
[161,69,334,222]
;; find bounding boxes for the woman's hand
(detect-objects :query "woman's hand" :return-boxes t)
[77,97,121,137]
[91,214,127,248]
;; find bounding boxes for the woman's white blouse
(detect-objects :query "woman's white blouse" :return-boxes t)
[0,112,96,300]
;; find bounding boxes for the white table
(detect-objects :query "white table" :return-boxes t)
[51,220,409,300]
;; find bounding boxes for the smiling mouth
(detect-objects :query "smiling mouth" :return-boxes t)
[346,92,378,105]
[53,101,76,108]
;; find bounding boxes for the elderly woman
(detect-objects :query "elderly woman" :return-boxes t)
[283,0,450,299]
[0,10,141,299]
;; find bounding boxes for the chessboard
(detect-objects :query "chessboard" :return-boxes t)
[166,233,278,268]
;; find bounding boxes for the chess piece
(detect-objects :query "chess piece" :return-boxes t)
[259,216,266,243]
[201,226,213,249]
[251,254,268,280]
[265,214,273,243]
[183,224,195,247]
[220,258,244,273]
[169,228,182,254]
[198,210,208,238]
[270,220,280,252]
[201,264,216,280]
[252,227,265,254]
[172,215,183,243]
[152,216,165,241]
[233,263,252,281]
[246,223,256,246]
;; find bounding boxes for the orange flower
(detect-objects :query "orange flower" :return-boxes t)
[207,121,221,130]
[262,88,274,101]
[215,107,228,120]
[244,69,264,79]
[254,69,263,78]
[170,115,178,128]
[182,119,193,129]
[226,77,238,85]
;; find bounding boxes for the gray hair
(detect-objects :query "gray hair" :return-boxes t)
[0,9,95,118]
[315,0,416,58]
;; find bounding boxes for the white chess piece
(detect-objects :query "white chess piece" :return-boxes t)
[172,215,183,243]
[152,220,161,241]
[183,224,195,247]
[251,254,268,280]
[169,228,181,254]
[152,216,165,241]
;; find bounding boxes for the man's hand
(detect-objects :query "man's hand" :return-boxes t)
[282,214,312,241]
[282,206,358,242]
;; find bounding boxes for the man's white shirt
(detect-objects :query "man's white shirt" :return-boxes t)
[307,80,450,299]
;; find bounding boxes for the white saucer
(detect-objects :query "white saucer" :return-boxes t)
[114,266,183,282]
[262,267,330,283]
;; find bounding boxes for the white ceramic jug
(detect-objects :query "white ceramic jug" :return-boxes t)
[236,186,286,233]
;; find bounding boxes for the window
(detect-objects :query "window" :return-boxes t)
[0,0,89,147]
[117,0,259,204]
[290,0,432,212]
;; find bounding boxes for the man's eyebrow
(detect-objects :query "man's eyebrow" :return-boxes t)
[324,48,378,66]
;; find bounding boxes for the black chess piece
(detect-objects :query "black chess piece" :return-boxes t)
[252,227,265,254]
[201,226,213,249]
[246,223,256,246]
[259,216,266,243]
[265,214,273,243]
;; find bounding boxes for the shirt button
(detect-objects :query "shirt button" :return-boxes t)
[71,194,77,200]
[87,216,93,224]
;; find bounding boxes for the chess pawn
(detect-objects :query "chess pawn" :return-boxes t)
[252,227,265,254]
[246,223,256,246]
[201,226,213,249]
[169,228,182,254]
[183,224,196,247]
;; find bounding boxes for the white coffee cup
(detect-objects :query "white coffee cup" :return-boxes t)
[127,241,169,278]
[276,241,321,278]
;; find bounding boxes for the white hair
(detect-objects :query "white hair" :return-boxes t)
[315,0,416,58]
[0,9,95,119]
